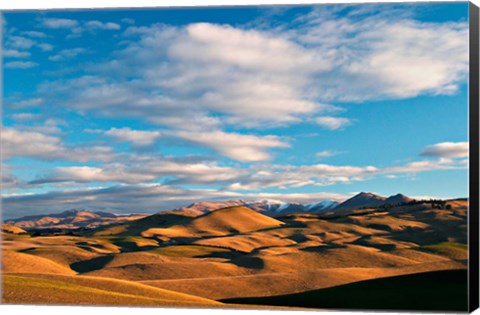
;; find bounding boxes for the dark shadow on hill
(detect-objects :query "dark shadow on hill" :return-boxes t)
[112,240,158,253]
[300,243,346,253]
[196,250,244,260]
[229,256,264,269]
[221,269,468,312]
[70,255,114,273]
[350,235,397,252]
[389,228,449,246]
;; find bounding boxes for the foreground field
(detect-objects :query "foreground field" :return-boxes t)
[2,199,468,310]
[3,274,221,307]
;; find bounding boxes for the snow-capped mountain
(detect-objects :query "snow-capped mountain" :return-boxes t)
[304,199,339,212]
[245,199,337,216]
[162,193,415,218]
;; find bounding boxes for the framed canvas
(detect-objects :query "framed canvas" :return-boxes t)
[1,0,479,313]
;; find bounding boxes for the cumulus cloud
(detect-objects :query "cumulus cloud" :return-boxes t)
[41,18,79,29]
[38,23,336,129]
[22,31,46,38]
[315,117,351,130]
[384,159,468,175]
[85,20,121,30]
[7,97,44,109]
[4,61,38,69]
[1,128,114,162]
[37,43,54,52]
[5,153,468,216]
[31,157,244,186]
[104,127,161,146]
[316,150,341,159]
[3,49,30,58]
[286,5,468,101]
[11,113,43,122]
[39,18,121,38]
[48,48,86,61]
[225,163,379,191]
[7,36,35,49]
[33,166,156,184]
[35,8,467,135]
[421,141,469,158]
[175,130,290,162]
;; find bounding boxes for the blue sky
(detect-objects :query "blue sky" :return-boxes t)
[1,2,470,218]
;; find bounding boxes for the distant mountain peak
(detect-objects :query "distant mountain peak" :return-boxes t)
[335,192,386,210]
[385,193,414,205]
[356,192,385,199]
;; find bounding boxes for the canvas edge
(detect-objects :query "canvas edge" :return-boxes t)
[469,1,480,313]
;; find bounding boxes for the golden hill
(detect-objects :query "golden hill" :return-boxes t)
[2,199,468,309]
[142,206,284,238]
[2,224,28,235]
[2,250,76,275]
[3,273,221,307]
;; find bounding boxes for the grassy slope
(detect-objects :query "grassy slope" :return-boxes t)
[142,206,284,238]
[3,274,221,307]
[2,250,76,275]
[221,269,468,311]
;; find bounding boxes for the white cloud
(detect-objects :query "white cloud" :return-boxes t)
[174,23,329,74]
[37,10,467,132]
[37,43,54,52]
[1,128,114,162]
[3,49,30,58]
[48,48,86,61]
[22,31,46,38]
[8,98,43,109]
[315,116,351,130]
[40,166,157,184]
[41,18,78,28]
[104,127,161,146]
[385,158,467,174]
[85,20,121,30]
[287,6,468,101]
[11,113,43,122]
[316,150,341,159]
[8,36,35,49]
[224,163,379,191]
[175,130,290,162]
[421,141,469,158]
[121,18,135,25]
[32,157,244,186]
[5,61,38,69]
[223,155,467,192]
[39,22,337,129]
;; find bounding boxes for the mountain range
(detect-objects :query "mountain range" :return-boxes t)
[5,209,146,230]
[5,192,416,231]
[171,192,414,217]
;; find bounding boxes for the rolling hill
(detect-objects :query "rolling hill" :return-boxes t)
[142,206,284,238]
[2,197,468,311]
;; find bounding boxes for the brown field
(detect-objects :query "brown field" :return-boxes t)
[2,200,469,309]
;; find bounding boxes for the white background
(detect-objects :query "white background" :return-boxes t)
[1,0,479,315]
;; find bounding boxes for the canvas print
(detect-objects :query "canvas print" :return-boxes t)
[1,1,477,312]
